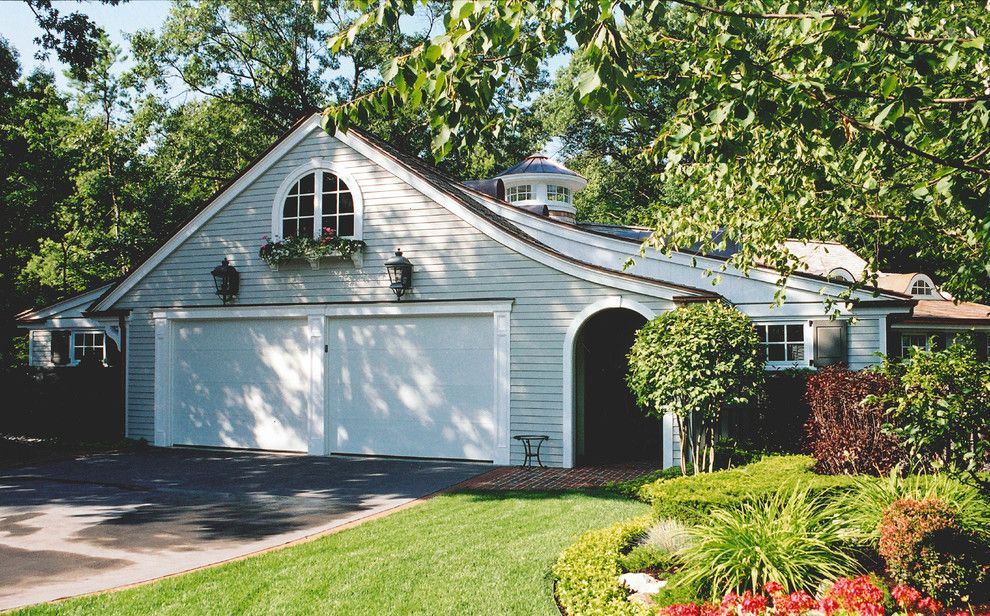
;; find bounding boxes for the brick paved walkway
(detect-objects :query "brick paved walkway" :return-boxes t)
[454,462,661,491]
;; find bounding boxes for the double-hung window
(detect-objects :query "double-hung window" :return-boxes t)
[73,331,106,363]
[756,324,805,364]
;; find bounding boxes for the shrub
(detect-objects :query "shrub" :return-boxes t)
[638,455,854,525]
[607,466,685,499]
[835,470,990,545]
[874,341,990,475]
[618,544,677,574]
[879,498,989,606]
[627,302,765,474]
[552,515,654,616]
[677,488,862,599]
[803,365,902,475]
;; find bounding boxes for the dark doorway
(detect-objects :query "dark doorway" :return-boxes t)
[575,308,661,465]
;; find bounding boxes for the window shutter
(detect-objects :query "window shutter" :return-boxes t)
[50,330,71,365]
[811,320,847,368]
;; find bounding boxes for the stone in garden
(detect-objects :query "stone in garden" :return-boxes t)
[618,572,666,595]
[629,592,658,607]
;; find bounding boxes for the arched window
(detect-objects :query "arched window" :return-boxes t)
[911,279,934,297]
[276,167,360,239]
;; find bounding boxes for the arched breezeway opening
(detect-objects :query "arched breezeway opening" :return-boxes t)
[562,298,662,467]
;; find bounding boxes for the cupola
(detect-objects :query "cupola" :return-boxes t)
[495,155,587,222]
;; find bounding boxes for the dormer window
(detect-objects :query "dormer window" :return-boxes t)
[547,185,571,204]
[274,164,362,240]
[911,279,934,297]
[506,184,532,202]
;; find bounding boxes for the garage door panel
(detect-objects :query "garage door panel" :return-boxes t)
[171,319,310,452]
[328,315,496,461]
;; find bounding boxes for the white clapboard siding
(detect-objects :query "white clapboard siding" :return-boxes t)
[110,129,674,466]
[848,318,882,370]
[30,330,53,367]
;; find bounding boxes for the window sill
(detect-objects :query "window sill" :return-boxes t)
[764,362,815,372]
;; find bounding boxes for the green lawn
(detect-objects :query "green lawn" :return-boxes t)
[16,490,647,616]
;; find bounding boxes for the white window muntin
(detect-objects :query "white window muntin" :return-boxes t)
[506,184,532,202]
[272,161,363,241]
[547,184,571,203]
[910,279,934,297]
[72,330,106,364]
[900,333,930,357]
[755,322,808,367]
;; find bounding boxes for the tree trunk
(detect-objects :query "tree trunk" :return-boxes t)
[675,414,689,475]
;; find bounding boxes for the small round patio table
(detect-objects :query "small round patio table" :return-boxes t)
[513,434,550,468]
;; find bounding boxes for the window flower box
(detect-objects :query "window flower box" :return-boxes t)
[260,228,365,270]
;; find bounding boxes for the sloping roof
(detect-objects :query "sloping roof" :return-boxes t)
[876,273,916,295]
[577,223,653,242]
[497,155,585,179]
[15,283,114,323]
[900,299,990,325]
[783,241,868,278]
[463,184,914,301]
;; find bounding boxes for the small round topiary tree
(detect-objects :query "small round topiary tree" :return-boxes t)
[626,301,765,474]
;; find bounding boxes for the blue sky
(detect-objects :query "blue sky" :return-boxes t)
[2,1,173,84]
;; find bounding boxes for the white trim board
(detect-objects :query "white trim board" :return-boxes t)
[152,299,514,321]
[892,323,990,331]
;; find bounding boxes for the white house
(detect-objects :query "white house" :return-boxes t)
[16,113,990,468]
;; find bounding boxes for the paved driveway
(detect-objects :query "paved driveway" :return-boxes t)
[0,448,490,610]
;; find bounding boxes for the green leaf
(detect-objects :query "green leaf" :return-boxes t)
[962,36,985,50]
[381,58,399,82]
[880,74,897,98]
[451,0,475,22]
[574,68,602,99]
[425,44,443,64]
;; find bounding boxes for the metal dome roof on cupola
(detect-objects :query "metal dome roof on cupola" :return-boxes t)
[493,154,588,223]
[497,154,586,180]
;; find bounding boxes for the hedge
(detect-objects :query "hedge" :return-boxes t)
[636,455,855,524]
[553,515,655,616]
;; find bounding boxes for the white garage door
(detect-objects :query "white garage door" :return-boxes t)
[170,319,311,452]
[327,315,496,461]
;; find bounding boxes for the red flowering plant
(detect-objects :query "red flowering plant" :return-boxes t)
[657,577,977,616]
[259,227,365,266]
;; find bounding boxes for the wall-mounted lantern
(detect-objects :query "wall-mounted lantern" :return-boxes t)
[385,249,413,301]
[211,258,240,305]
